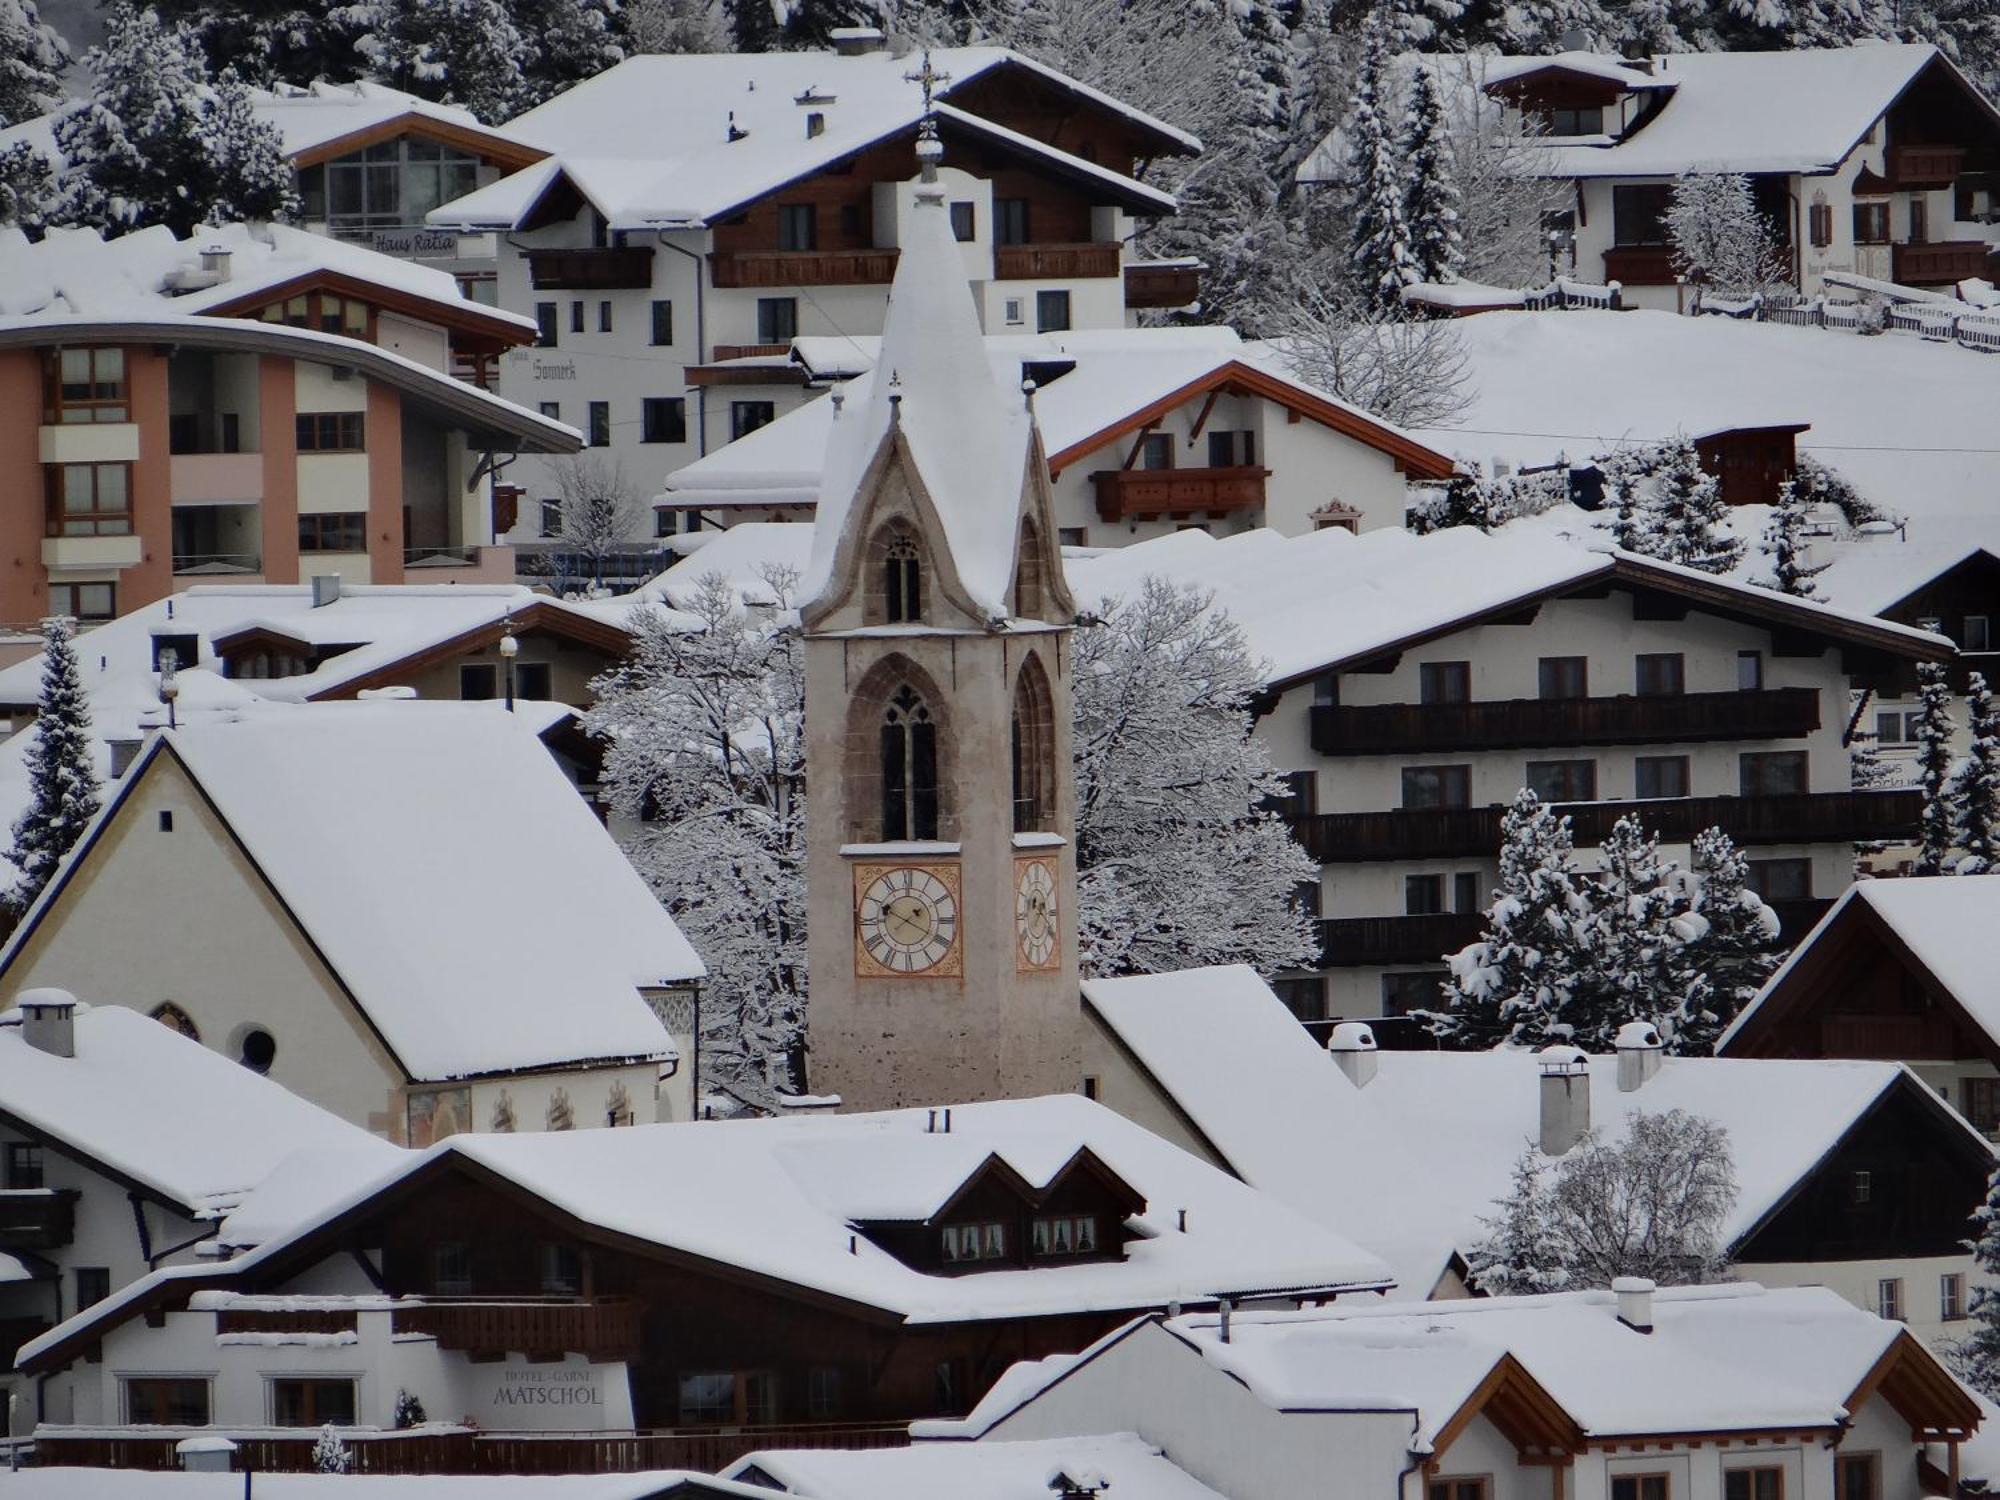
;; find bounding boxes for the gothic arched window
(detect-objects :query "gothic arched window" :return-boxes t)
[1014,519,1046,620]
[881,684,939,840]
[1011,656,1056,833]
[885,534,922,623]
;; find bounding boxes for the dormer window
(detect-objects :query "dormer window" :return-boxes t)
[1546,105,1604,135]
[940,1221,1008,1263]
[885,534,922,623]
[1031,1213,1098,1257]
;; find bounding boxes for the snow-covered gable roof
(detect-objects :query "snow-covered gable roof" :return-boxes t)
[663,327,1452,509]
[0,1472,769,1500]
[1474,51,1675,92]
[1815,535,2000,618]
[629,524,822,611]
[1722,875,2000,1055]
[802,172,1035,621]
[429,47,1185,231]
[3,703,699,1082]
[1060,522,1947,690]
[724,1432,1227,1500]
[1509,43,1966,178]
[1083,965,1988,1297]
[248,79,545,164]
[0,1002,395,1219]
[0,221,534,338]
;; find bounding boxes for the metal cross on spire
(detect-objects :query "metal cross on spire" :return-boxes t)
[905,48,951,117]
[906,49,952,183]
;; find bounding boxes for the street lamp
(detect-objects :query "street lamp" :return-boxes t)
[498,628,518,712]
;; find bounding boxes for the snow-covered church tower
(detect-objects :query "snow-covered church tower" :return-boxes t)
[798,119,1079,1112]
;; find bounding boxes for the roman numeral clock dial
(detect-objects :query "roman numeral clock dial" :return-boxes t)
[854,864,962,978]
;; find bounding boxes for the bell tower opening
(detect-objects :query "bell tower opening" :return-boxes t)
[881,684,940,840]
[1011,655,1056,833]
[866,522,926,625]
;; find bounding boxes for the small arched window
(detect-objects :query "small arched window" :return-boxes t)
[1014,519,1046,620]
[1011,656,1056,833]
[150,1002,199,1043]
[885,534,922,623]
[881,684,939,840]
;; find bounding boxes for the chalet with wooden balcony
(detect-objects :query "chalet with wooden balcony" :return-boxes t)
[0,222,571,626]
[660,327,1455,546]
[1065,524,1952,1026]
[425,41,1200,549]
[1721,874,2000,1141]
[16,1096,1388,1474]
[1304,45,2000,308]
[0,994,393,1437]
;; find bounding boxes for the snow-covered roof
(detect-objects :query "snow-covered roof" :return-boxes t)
[663,328,1451,509]
[1083,965,1988,1297]
[247,79,542,163]
[429,47,1187,231]
[1722,875,2000,1053]
[22,1095,1390,1367]
[1815,536,2000,617]
[724,1432,1226,1500]
[1475,51,1675,92]
[0,1002,394,1218]
[1060,521,1947,689]
[2,702,700,1082]
[0,221,534,336]
[802,176,1035,621]
[630,524,822,611]
[0,1472,766,1500]
[1510,44,1963,178]
[1412,307,2000,522]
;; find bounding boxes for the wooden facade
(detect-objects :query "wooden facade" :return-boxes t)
[1309,686,1821,755]
[1869,548,2000,692]
[1693,425,1806,509]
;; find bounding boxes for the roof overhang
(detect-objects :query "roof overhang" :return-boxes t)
[287,113,549,175]
[298,600,632,700]
[199,267,539,353]
[1428,1352,1584,1467]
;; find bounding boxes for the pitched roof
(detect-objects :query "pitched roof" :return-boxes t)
[18,1094,1393,1370]
[1060,523,1950,690]
[249,79,548,171]
[724,1432,1227,1500]
[0,703,699,1082]
[0,1001,395,1218]
[428,47,1187,231]
[801,174,1036,621]
[1083,964,1991,1297]
[1721,875,2000,1056]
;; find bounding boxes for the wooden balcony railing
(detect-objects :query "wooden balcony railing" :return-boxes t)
[710,343,794,361]
[1092,465,1269,522]
[1602,244,1677,286]
[1821,1013,1963,1060]
[1123,261,1201,308]
[0,1187,76,1250]
[1892,240,1991,285]
[32,1421,911,1475]
[390,1297,643,1362]
[1290,790,1922,864]
[994,242,1121,280]
[1885,143,1967,189]
[1310,688,1821,755]
[526,247,655,291]
[709,250,899,289]
[1320,912,1484,967]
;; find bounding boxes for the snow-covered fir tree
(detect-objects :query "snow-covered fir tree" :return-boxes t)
[1400,63,1461,286]
[1952,1163,2000,1398]
[513,0,626,107]
[393,1389,426,1429]
[1955,672,2000,874]
[7,616,101,918]
[588,570,807,1105]
[0,0,64,128]
[1914,660,1957,876]
[1664,170,1785,296]
[1426,788,1587,1049]
[1788,453,1889,529]
[1465,1151,1570,1295]
[311,1425,351,1475]
[1408,471,1503,534]
[0,140,53,231]
[1072,575,1319,979]
[723,0,782,50]
[625,0,730,52]
[1673,827,1781,1052]
[53,2,298,238]
[1600,447,1647,554]
[1570,815,1688,1053]
[1628,437,1744,575]
[357,0,530,123]
[1760,474,1829,600]
[1343,13,1415,315]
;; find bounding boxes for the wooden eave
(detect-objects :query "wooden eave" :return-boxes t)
[1428,1353,1584,1467]
[209,624,356,660]
[200,267,536,353]
[1844,1329,1981,1437]
[1691,422,1811,443]
[304,601,633,701]
[1874,548,2000,624]
[925,1153,1044,1224]
[1045,361,1457,484]
[956,56,1200,159]
[288,114,549,175]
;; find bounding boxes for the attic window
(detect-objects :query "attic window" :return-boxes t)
[940,1222,1008,1263]
[1030,1213,1098,1256]
[806,112,826,139]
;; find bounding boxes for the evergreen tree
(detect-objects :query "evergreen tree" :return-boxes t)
[724,0,782,49]
[1760,475,1829,600]
[1570,815,1687,1052]
[0,0,65,128]
[358,0,530,124]
[1344,13,1415,315]
[1914,660,1957,877]
[515,0,626,107]
[1674,827,1781,1052]
[1955,672,2000,874]
[201,69,301,226]
[1466,1150,1570,1295]
[0,140,53,232]
[7,616,101,917]
[1953,1162,2000,1399]
[1400,64,1461,286]
[623,0,730,52]
[393,1389,427,1429]
[311,1426,351,1474]
[1425,789,1587,1049]
[1601,448,1646,553]
[1632,437,1744,575]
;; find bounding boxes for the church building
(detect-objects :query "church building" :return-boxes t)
[799,119,1081,1112]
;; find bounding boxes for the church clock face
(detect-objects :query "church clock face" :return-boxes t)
[1016,856,1059,972]
[854,863,962,978]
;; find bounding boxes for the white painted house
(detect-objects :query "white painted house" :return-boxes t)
[910,1285,1979,1500]
[0,703,703,1143]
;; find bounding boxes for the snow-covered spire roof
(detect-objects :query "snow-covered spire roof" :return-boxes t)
[801,167,1035,622]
